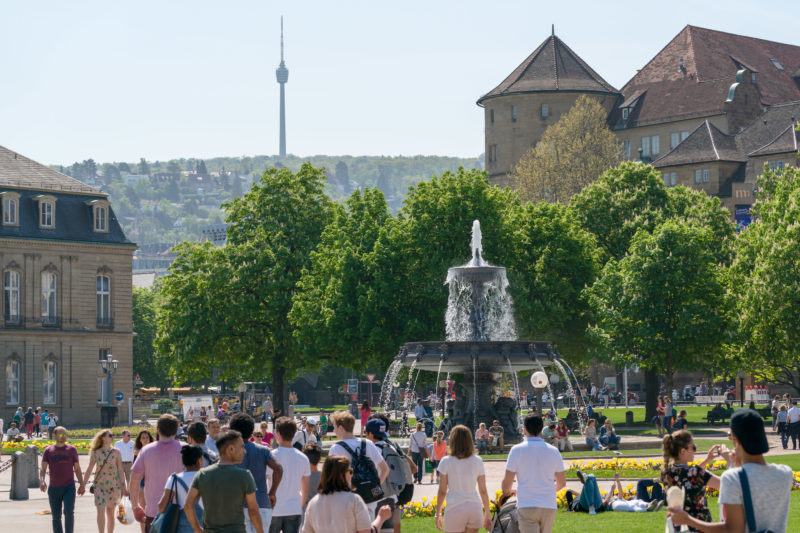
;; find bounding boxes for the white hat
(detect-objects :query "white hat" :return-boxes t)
[306,417,318,425]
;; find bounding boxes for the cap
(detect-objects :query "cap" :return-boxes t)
[729,409,769,455]
[365,419,388,439]
[306,417,318,425]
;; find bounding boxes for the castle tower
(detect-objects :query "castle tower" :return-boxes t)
[478,30,620,186]
[275,17,289,157]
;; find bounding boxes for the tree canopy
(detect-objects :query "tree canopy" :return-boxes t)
[511,95,621,204]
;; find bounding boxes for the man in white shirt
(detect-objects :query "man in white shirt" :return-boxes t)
[501,414,566,533]
[413,399,427,423]
[290,417,318,449]
[205,418,221,456]
[668,409,792,533]
[786,400,800,449]
[114,430,136,481]
[268,417,309,533]
[329,410,389,510]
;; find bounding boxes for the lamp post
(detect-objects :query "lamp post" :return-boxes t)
[238,383,247,412]
[99,353,118,427]
[531,371,549,414]
[737,371,747,408]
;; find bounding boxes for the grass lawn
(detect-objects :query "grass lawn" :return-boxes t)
[400,493,800,532]
[476,439,731,462]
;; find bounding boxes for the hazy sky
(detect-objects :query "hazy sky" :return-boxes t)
[2,1,798,165]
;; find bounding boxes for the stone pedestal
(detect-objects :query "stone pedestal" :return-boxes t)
[438,373,520,440]
[10,451,29,500]
[25,446,40,489]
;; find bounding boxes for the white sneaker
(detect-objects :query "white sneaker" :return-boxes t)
[589,505,596,515]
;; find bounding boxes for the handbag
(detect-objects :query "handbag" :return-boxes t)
[414,434,429,459]
[739,468,775,533]
[405,454,418,474]
[150,474,187,533]
[89,450,113,494]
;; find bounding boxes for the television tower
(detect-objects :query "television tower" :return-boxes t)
[275,17,289,157]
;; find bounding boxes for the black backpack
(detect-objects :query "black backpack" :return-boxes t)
[337,440,384,504]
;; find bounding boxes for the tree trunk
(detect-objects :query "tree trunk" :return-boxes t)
[644,369,659,422]
[272,364,287,418]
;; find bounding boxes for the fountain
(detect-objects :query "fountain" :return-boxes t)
[391,220,570,440]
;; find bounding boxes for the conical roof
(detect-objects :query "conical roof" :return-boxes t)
[478,34,619,105]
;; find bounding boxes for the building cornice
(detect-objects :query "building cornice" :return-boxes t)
[0,236,137,250]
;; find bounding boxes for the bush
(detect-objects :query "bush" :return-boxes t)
[158,398,175,413]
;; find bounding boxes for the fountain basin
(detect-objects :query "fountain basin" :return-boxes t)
[447,265,507,284]
[398,341,559,373]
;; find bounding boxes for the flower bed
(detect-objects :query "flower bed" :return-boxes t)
[2,440,92,454]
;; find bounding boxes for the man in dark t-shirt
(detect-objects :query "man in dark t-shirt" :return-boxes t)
[40,426,85,533]
[185,430,261,533]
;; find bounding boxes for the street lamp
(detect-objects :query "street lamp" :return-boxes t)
[737,371,747,408]
[531,371,549,414]
[99,353,118,427]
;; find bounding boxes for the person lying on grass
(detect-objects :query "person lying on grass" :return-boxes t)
[564,471,663,514]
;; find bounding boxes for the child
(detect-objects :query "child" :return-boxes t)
[430,431,447,484]
[302,441,322,508]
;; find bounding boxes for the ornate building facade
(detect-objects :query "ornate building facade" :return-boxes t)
[1,145,136,425]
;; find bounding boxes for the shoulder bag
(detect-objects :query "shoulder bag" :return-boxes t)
[739,468,775,533]
[150,474,188,533]
[414,433,428,459]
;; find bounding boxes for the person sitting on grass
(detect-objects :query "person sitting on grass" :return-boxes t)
[670,410,688,432]
[565,471,663,514]
[598,419,620,450]
[541,422,557,447]
[584,419,606,451]
[554,419,573,452]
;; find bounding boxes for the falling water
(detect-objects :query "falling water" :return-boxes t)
[472,356,478,430]
[506,357,522,411]
[380,360,403,411]
[403,361,418,410]
[534,359,557,414]
[445,273,517,342]
[470,219,483,266]
[552,358,585,434]
[434,357,444,407]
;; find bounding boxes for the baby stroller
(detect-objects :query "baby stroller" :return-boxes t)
[491,493,520,533]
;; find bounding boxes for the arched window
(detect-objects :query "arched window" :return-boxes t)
[42,272,57,325]
[97,275,111,326]
[4,270,20,324]
[6,359,20,405]
[43,360,57,405]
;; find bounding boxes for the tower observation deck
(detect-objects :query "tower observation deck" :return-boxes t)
[276,17,288,157]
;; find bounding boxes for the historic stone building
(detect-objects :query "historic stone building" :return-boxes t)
[1,145,136,426]
[481,26,800,222]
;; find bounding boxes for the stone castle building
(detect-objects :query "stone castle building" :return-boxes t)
[480,25,800,225]
[1,145,136,426]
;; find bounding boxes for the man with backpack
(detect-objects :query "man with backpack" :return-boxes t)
[329,411,390,514]
[291,417,318,450]
[365,416,413,533]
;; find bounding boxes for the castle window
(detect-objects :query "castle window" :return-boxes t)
[1,192,20,226]
[651,135,660,156]
[663,172,677,187]
[43,360,57,405]
[622,139,631,159]
[770,58,784,71]
[622,108,629,120]
[541,104,549,119]
[670,133,680,149]
[35,195,57,229]
[41,272,57,326]
[703,169,710,183]
[641,137,651,157]
[751,72,757,83]
[681,131,689,141]
[488,144,498,163]
[490,109,494,124]
[97,275,112,327]
[94,206,108,232]
[4,270,20,324]
[695,169,703,184]
[512,106,518,122]
[6,359,20,405]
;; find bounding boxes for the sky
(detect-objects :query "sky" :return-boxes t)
[1,1,798,165]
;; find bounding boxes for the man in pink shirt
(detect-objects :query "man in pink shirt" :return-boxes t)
[130,414,184,532]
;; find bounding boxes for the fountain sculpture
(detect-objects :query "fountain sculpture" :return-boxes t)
[385,220,576,440]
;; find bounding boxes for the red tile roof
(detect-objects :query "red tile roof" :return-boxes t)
[478,35,619,105]
[619,26,800,128]
[653,121,745,167]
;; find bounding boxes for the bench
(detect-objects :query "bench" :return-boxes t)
[695,395,727,405]
[706,408,734,424]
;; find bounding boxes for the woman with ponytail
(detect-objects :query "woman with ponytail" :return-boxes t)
[660,430,726,531]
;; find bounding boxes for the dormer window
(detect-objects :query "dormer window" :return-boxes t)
[1,192,20,226]
[622,108,630,120]
[87,199,111,233]
[34,195,57,229]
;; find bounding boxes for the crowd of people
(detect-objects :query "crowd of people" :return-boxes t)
[29,403,796,533]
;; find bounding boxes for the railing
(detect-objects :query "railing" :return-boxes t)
[96,317,114,329]
[3,315,23,327]
[0,457,12,473]
[42,316,61,328]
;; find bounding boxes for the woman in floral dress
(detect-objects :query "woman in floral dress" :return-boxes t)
[661,430,727,532]
[83,430,128,533]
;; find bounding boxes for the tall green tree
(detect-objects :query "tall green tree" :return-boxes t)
[585,221,732,420]
[138,158,150,175]
[731,166,800,395]
[132,286,169,388]
[157,164,335,412]
[511,95,621,204]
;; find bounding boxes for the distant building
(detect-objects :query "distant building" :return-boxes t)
[201,224,228,247]
[132,243,175,272]
[123,174,150,187]
[481,25,800,221]
[0,145,136,425]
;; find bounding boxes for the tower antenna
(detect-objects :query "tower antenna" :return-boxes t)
[275,16,289,157]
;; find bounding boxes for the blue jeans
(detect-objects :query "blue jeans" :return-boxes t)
[635,480,664,502]
[48,484,76,533]
[269,514,301,533]
[177,505,203,533]
[778,422,788,448]
[578,474,604,511]
[476,440,488,454]
[586,438,604,451]
[411,452,424,482]
[599,435,621,448]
